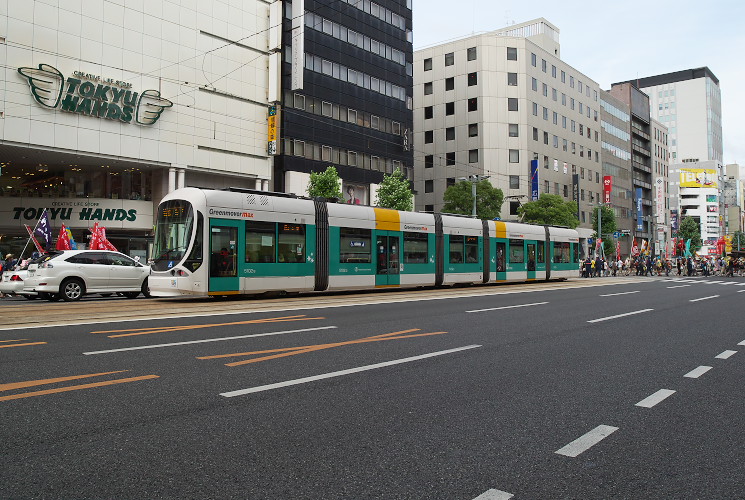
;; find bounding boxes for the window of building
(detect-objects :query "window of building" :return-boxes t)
[468,98,478,111]
[531,53,537,66]
[425,204,434,212]
[445,77,454,91]
[509,149,519,163]
[468,72,477,86]
[445,52,454,66]
[446,152,455,165]
[508,72,518,86]
[543,83,548,97]
[509,175,520,189]
[552,88,557,101]
[446,127,455,140]
[532,127,538,141]
[424,180,433,193]
[543,155,549,169]
[371,115,379,129]
[445,102,455,115]
[543,107,548,120]
[294,93,305,110]
[541,59,547,72]
[509,123,519,137]
[322,145,332,161]
[467,47,477,61]
[424,82,433,95]
[424,155,434,168]
[544,180,550,193]
[446,177,455,187]
[423,58,432,71]
[532,77,538,91]
[532,102,538,116]
[508,98,518,111]
[424,106,433,119]
[553,135,558,148]
[570,76,575,88]
[563,139,567,151]
[469,149,479,163]
[552,112,558,125]
[348,151,357,166]
[507,47,517,60]
[543,131,549,145]
[563,185,568,198]
[468,123,478,137]
[561,70,566,83]
[552,65,557,78]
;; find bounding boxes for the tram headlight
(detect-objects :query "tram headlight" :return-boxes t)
[170,269,189,277]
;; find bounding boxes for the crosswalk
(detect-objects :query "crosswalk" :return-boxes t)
[663,277,745,287]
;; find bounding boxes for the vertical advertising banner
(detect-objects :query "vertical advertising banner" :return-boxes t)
[655,177,665,224]
[603,176,612,204]
[636,187,643,231]
[530,159,539,201]
[670,209,679,231]
[291,0,305,90]
[572,174,580,220]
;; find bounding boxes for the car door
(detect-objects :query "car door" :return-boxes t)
[72,252,110,290]
[105,252,145,290]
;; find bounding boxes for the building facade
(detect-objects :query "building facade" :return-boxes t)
[650,118,669,255]
[0,0,275,258]
[669,160,722,255]
[413,19,604,228]
[277,0,414,205]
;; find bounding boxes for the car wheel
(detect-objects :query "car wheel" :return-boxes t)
[122,291,140,298]
[61,278,85,302]
[141,278,151,298]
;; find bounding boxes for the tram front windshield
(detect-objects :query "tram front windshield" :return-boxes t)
[152,200,195,271]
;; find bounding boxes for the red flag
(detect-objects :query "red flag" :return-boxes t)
[89,223,102,250]
[616,241,621,261]
[631,237,639,256]
[56,224,71,250]
[99,227,117,252]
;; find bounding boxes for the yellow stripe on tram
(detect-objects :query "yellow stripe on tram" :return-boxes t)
[373,208,401,232]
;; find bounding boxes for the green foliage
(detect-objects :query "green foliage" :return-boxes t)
[375,168,413,211]
[591,205,618,257]
[306,166,343,200]
[731,230,745,252]
[518,193,579,228]
[442,180,503,220]
[678,216,702,251]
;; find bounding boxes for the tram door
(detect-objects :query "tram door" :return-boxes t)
[375,232,401,287]
[527,242,537,280]
[209,219,242,294]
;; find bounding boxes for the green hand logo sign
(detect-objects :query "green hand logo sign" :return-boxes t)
[136,89,173,125]
[17,64,65,109]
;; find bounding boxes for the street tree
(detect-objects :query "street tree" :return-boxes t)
[375,168,413,211]
[306,166,344,200]
[518,193,579,228]
[442,179,503,220]
[678,216,702,252]
[591,205,618,257]
[730,230,745,253]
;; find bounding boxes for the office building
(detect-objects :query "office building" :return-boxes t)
[413,18,603,227]
[669,160,721,254]
[650,118,670,255]
[277,0,414,204]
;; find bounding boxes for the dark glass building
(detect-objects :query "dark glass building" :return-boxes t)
[277,0,413,204]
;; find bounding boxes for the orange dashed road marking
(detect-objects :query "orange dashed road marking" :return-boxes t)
[0,371,128,392]
[0,375,159,402]
[91,315,325,338]
[197,328,448,367]
[0,342,47,349]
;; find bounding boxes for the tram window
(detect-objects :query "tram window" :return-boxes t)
[537,241,545,263]
[340,227,371,263]
[495,242,506,272]
[184,212,203,272]
[246,222,276,263]
[509,239,524,263]
[553,242,570,263]
[465,236,479,263]
[278,223,306,263]
[403,232,428,264]
[449,235,464,264]
[572,243,579,263]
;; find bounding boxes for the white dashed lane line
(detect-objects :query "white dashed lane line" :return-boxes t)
[599,291,640,297]
[472,489,514,500]
[466,302,548,313]
[635,389,676,408]
[667,284,691,289]
[689,295,719,302]
[555,425,619,458]
[587,309,653,323]
[684,366,713,378]
[715,350,737,359]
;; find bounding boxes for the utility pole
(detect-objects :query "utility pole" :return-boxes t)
[459,174,490,218]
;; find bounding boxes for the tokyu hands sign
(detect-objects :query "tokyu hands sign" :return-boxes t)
[18,64,172,125]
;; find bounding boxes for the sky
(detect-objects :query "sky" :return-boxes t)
[413,0,745,167]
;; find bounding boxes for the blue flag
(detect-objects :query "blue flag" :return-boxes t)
[34,208,52,251]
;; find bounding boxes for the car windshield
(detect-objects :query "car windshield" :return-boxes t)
[152,199,195,271]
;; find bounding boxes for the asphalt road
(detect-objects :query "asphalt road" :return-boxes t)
[1,275,744,499]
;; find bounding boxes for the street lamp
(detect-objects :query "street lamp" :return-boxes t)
[458,174,490,217]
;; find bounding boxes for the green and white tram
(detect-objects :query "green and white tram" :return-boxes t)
[149,188,580,297]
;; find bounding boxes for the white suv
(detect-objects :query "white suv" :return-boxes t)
[24,250,151,301]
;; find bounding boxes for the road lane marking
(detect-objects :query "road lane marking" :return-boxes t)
[473,489,513,500]
[555,425,619,457]
[715,350,737,359]
[0,375,159,402]
[203,329,447,367]
[684,366,712,378]
[0,341,47,349]
[689,296,719,302]
[220,345,482,397]
[466,302,548,313]
[635,389,676,408]
[667,285,691,289]
[599,291,639,297]
[0,339,30,343]
[0,370,129,392]
[587,309,653,323]
[83,326,338,355]
[738,290,745,293]
[94,315,326,338]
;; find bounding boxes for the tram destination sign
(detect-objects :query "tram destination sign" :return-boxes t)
[17,64,172,125]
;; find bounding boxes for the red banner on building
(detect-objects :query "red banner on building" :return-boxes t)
[603,176,612,204]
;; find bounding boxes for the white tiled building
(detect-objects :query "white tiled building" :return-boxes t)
[0,0,277,256]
